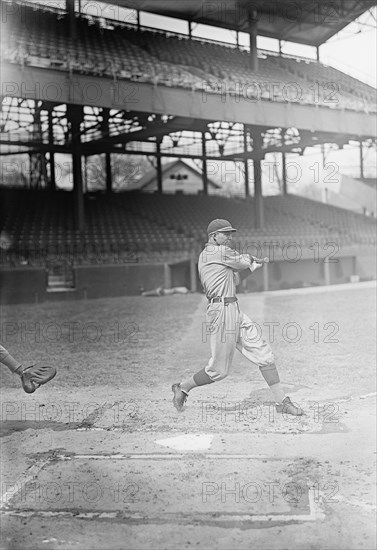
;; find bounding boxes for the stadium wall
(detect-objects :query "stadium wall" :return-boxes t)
[74,264,166,299]
[240,255,369,292]
[0,254,375,304]
[356,253,377,280]
[0,267,47,304]
[170,260,192,289]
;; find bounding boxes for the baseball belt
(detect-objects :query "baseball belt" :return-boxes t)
[209,297,238,304]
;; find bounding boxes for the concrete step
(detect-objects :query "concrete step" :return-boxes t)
[47,286,76,293]
[45,288,81,301]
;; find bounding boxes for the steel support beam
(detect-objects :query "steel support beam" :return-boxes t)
[202,131,208,195]
[282,152,287,195]
[105,153,112,194]
[48,108,56,190]
[253,132,264,228]
[68,104,84,233]
[102,109,113,193]
[66,0,76,40]
[248,10,258,72]
[29,105,47,188]
[243,125,250,197]
[156,140,163,194]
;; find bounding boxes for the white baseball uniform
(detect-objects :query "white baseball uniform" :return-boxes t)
[198,243,274,381]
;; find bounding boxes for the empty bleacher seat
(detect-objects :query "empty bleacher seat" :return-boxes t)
[1,0,375,112]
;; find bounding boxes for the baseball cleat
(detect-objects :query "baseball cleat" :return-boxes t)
[172,383,188,412]
[276,396,304,416]
[18,364,57,394]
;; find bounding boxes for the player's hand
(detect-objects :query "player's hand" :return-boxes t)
[249,260,262,273]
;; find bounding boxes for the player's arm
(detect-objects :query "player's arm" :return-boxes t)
[0,344,18,365]
[0,343,56,393]
[237,261,263,282]
[218,246,253,271]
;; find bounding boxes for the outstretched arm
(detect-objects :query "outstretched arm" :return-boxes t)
[0,343,56,393]
[235,261,263,284]
[0,344,22,372]
[217,246,253,271]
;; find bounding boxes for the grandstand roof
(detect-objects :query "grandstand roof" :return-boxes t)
[102,0,376,46]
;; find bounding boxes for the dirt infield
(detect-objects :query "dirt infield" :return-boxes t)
[1,283,376,549]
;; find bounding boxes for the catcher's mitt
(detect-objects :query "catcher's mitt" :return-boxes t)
[19,364,57,394]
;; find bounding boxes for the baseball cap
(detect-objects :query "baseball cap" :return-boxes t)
[207,219,237,235]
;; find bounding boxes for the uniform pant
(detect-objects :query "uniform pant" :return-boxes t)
[204,301,275,382]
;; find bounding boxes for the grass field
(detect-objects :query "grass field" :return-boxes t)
[1,283,376,549]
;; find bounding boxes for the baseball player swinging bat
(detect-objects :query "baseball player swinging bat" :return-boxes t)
[251,256,270,264]
[172,218,304,417]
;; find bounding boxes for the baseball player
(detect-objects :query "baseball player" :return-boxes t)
[172,219,303,416]
[0,344,56,393]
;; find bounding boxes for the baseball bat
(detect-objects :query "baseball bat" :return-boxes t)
[251,256,270,264]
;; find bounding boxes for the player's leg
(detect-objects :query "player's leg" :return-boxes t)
[172,303,238,411]
[236,312,303,416]
[0,343,56,394]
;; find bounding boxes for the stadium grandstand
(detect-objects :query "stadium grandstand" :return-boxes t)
[0,0,376,303]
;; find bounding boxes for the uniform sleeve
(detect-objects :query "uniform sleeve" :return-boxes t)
[0,344,22,371]
[0,344,10,363]
[219,246,252,271]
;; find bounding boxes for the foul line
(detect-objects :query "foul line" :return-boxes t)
[1,488,325,524]
[56,452,298,461]
[0,458,52,510]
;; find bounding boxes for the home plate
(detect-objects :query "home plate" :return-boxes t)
[155,433,214,451]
